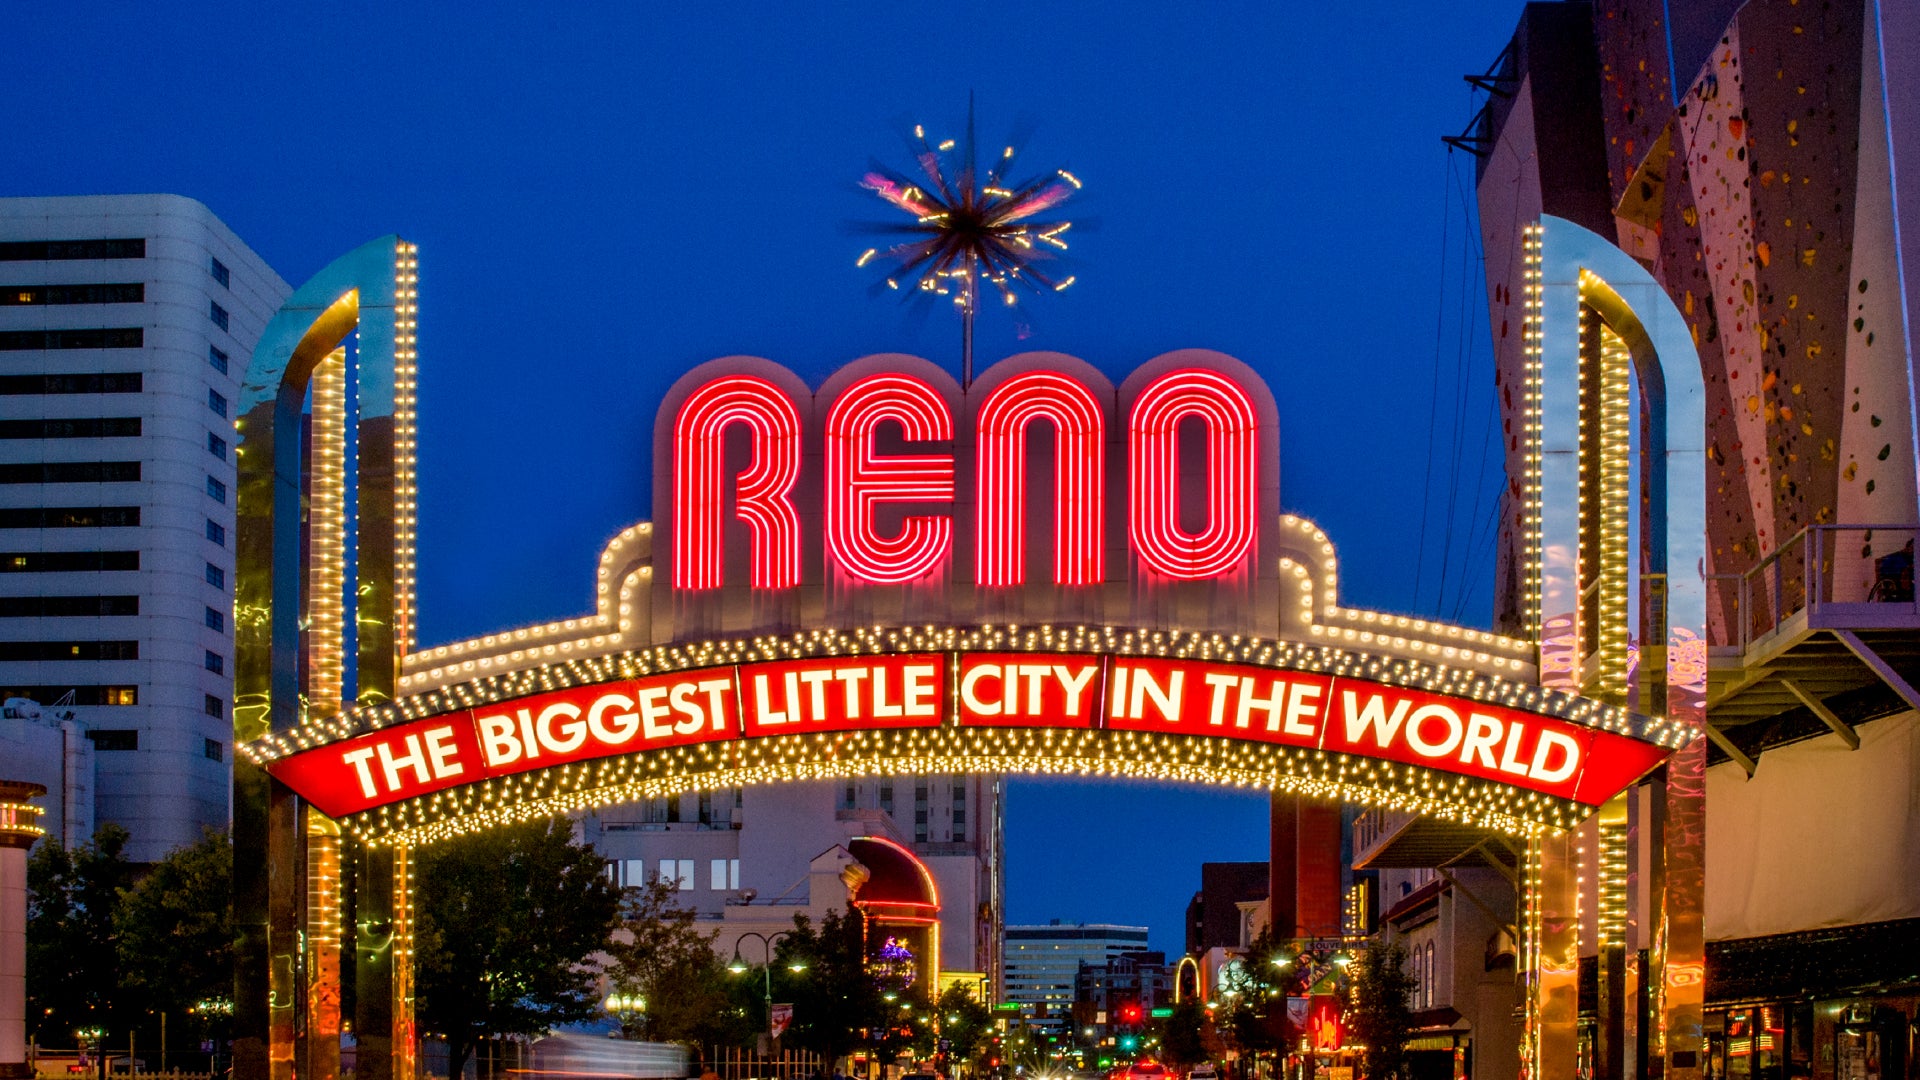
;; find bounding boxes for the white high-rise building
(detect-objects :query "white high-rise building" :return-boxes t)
[0,195,289,863]
[1003,921,1151,1034]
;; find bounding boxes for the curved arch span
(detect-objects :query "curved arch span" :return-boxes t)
[244,625,1682,848]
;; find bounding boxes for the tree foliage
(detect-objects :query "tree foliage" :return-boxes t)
[1160,998,1209,1067]
[1219,928,1288,1059]
[933,984,994,1067]
[1345,939,1416,1080]
[415,818,622,1080]
[26,825,134,1042]
[116,829,233,1017]
[768,908,881,1064]
[605,877,751,1049]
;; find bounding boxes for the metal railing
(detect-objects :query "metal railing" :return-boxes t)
[1706,524,1917,651]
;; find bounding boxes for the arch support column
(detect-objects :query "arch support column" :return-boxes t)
[234,237,419,1080]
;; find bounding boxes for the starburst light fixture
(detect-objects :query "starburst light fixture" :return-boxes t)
[857,102,1082,387]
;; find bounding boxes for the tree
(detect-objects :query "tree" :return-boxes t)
[1345,939,1416,1080]
[933,983,994,1068]
[27,825,134,1043]
[416,818,622,1080]
[117,829,233,1017]
[769,908,881,1066]
[1219,929,1287,1064]
[1160,999,1209,1067]
[605,876,750,1049]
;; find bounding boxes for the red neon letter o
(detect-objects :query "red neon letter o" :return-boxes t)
[1128,369,1258,580]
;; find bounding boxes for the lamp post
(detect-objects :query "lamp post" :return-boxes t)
[729,933,805,1043]
[604,992,646,1036]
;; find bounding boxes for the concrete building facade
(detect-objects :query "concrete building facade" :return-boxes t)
[0,196,288,862]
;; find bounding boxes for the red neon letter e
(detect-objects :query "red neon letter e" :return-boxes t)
[825,374,955,584]
[671,375,802,590]
[1128,369,1258,580]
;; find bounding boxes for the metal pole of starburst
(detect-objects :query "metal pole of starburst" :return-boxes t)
[962,251,978,389]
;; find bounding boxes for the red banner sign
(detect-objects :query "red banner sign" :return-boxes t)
[266,653,1667,819]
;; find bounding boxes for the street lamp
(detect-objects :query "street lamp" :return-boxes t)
[730,931,798,1038]
[605,991,646,1028]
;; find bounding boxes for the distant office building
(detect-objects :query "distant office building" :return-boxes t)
[1003,921,1150,1034]
[1073,950,1172,1042]
[583,774,1003,994]
[0,195,289,862]
[1184,861,1268,955]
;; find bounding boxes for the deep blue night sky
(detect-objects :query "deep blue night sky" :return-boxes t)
[7,2,1520,955]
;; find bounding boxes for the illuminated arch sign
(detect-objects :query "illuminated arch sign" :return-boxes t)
[245,349,1686,846]
[254,627,1683,846]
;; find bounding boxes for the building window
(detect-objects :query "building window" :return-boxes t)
[208,345,229,374]
[952,781,968,842]
[208,301,229,331]
[205,606,223,632]
[206,519,225,546]
[207,432,226,460]
[879,783,894,814]
[0,328,143,351]
[0,507,140,529]
[0,640,136,661]
[642,796,680,824]
[915,783,930,842]
[0,461,141,484]
[205,563,224,588]
[0,417,142,439]
[204,650,223,674]
[207,389,227,417]
[0,283,144,306]
[204,738,224,762]
[204,694,224,718]
[0,685,135,706]
[86,729,138,752]
[840,783,857,810]
[209,257,230,288]
[710,858,728,890]
[0,239,145,261]
[657,859,694,890]
[0,551,139,572]
[206,476,226,503]
[0,372,142,395]
[0,595,138,617]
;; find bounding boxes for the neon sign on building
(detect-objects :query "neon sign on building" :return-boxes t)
[651,350,1281,636]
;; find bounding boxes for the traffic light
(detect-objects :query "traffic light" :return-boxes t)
[1118,1002,1143,1025]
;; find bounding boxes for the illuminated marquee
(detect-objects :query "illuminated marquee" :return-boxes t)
[264,633,1671,831]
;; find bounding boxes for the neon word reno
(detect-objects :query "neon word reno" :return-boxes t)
[653,350,1281,592]
[267,651,1666,819]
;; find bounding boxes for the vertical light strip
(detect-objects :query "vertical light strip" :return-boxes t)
[393,241,420,655]
[1597,818,1628,947]
[392,843,417,1080]
[304,816,342,1080]
[1521,224,1546,642]
[308,349,348,720]
[1596,317,1633,704]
